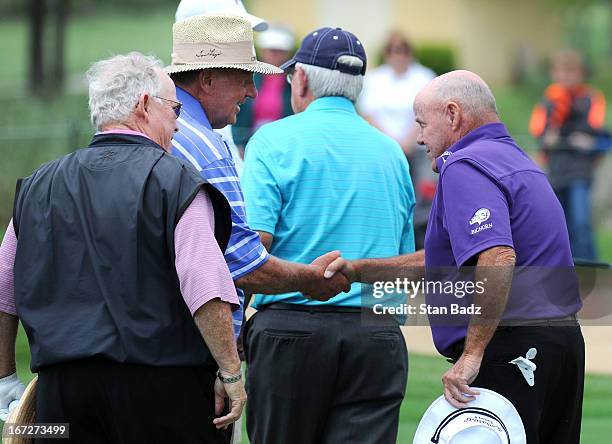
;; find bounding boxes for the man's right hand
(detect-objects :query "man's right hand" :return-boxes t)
[323,255,357,283]
[0,373,26,422]
[212,374,246,430]
[303,251,351,301]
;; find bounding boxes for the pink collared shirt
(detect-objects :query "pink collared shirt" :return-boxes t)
[98,129,152,139]
[0,190,238,317]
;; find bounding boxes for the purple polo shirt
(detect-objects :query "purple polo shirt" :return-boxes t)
[424,122,582,357]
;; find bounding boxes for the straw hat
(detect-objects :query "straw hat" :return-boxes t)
[413,388,526,444]
[166,14,282,75]
[3,377,37,444]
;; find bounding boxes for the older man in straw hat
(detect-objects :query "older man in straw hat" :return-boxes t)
[174,0,270,178]
[166,14,350,351]
[0,51,245,443]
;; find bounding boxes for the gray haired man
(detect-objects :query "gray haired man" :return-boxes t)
[241,28,416,443]
[0,52,245,443]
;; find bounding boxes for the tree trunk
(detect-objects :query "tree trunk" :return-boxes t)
[52,0,69,93]
[28,0,45,96]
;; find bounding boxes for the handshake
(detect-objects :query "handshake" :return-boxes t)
[303,251,357,301]
[302,249,425,301]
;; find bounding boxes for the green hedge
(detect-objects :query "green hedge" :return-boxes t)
[415,44,456,75]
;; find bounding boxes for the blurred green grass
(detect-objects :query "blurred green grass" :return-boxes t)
[597,231,612,263]
[397,353,612,443]
[5,331,612,443]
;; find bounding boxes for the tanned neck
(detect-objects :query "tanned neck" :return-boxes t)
[459,114,500,139]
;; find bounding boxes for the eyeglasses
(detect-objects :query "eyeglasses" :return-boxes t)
[154,96,182,118]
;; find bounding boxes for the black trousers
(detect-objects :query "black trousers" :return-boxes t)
[244,304,408,444]
[452,325,585,444]
[35,359,231,444]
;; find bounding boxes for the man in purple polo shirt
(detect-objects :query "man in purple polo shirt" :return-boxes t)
[326,70,584,443]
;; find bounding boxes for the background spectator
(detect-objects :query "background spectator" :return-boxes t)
[358,30,435,156]
[529,48,608,260]
[359,30,437,249]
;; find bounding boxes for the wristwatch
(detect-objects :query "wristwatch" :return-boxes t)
[217,370,242,384]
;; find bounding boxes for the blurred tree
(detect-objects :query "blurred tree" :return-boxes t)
[28,0,70,96]
[415,45,456,76]
[51,0,69,91]
[0,0,26,16]
[547,0,611,61]
[29,0,45,96]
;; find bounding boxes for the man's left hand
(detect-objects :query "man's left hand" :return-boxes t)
[442,353,482,408]
[212,375,246,429]
[0,373,26,422]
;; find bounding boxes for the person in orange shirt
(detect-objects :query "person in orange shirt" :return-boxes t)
[529,49,608,260]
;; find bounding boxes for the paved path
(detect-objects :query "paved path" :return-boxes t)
[248,291,612,375]
[402,325,612,375]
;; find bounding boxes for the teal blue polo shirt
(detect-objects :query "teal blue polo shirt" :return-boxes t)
[242,96,416,307]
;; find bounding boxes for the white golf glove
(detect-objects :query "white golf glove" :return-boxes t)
[0,373,26,422]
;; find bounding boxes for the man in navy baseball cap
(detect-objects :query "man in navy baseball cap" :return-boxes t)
[242,24,414,444]
[280,27,367,75]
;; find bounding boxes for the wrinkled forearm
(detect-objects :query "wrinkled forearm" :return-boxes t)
[352,250,426,283]
[463,247,516,358]
[0,311,18,377]
[193,299,241,375]
[235,255,316,295]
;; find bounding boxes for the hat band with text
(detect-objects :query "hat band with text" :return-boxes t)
[171,41,256,65]
[432,407,510,443]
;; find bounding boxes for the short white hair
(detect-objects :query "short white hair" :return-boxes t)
[435,75,498,116]
[87,52,163,130]
[296,56,364,102]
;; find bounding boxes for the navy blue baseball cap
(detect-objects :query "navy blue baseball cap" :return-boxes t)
[280,27,367,75]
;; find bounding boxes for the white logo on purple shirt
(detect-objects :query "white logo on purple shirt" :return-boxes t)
[471,223,493,235]
[469,208,491,225]
[470,208,493,235]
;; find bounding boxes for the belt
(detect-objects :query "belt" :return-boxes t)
[498,314,579,328]
[261,302,362,314]
[446,314,580,362]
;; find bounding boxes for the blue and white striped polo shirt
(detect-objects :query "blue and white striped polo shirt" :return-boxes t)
[171,87,269,337]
